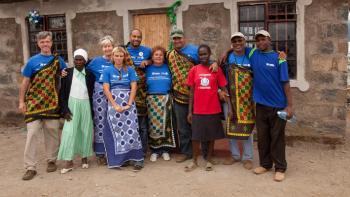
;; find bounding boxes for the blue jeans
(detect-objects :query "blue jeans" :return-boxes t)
[223,103,254,161]
[229,135,253,161]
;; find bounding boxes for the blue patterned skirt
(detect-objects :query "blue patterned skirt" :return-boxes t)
[105,88,144,168]
[92,82,108,155]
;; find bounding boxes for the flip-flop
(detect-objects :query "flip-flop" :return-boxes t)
[60,168,73,174]
[205,161,213,171]
[184,160,198,172]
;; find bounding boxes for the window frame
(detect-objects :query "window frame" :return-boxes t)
[26,14,68,61]
[238,0,297,78]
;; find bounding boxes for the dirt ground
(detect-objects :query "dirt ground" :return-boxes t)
[0,126,349,197]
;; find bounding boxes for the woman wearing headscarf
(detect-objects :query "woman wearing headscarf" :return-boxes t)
[58,49,95,173]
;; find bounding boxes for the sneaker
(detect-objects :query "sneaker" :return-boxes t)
[253,166,268,175]
[150,153,158,162]
[274,172,285,182]
[22,170,37,181]
[161,153,171,161]
[176,154,191,163]
[242,160,253,170]
[46,162,57,173]
[223,157,237,165]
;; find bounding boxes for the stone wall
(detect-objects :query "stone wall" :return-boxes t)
[287,0,348,143]
[182,3,231,60]
[71,11,124,59]
[0,18,23,124]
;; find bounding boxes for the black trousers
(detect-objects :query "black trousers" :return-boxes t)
[256,103,287,172]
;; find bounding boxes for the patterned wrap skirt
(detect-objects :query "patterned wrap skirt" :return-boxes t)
[146,94,176,149]
[104,88,144,168]
[92,82,108,155]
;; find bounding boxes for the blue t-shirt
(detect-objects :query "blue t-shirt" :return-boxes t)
[228,52,252,69]
[127,45,152,67]
[180,44,199,64]
[86,56,113,82]
[249,48,289,108]
[102,66,138,89]
[145,64,172,94]
[22,54,67,78]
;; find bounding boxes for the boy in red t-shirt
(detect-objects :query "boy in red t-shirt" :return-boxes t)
[186,44,232,171]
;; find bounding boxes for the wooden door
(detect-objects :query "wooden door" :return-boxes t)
[133,13,170,49]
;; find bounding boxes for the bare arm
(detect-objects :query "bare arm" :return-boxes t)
[283,82,294,118]
[103,83,123,112]
[187,86,194,124]
[221,87,233,119]
[18,77,30,114]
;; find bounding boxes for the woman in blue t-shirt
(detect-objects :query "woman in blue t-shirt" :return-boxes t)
[102,47,144,171]
[86,35,114,165]
[145,46,176,162]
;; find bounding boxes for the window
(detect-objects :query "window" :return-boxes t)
[27,14,68,61]
[239,1,297,78]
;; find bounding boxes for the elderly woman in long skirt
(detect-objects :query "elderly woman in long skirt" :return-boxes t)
[86,35,114,165]
[102,47,144,171]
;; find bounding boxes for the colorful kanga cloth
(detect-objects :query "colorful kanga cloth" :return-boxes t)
[226,64,255,140]
[167,49,195,104]
[24,55,61,123]
[92,82,108,155]
[124,48,147,116]
[104,88,144,168]
[146,94,176,149]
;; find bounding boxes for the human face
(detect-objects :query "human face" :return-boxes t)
[231,37,246,53]
[37,36,52,55]
[102,43,113,57]
[113,51,125,67]
[152,50,164,66]
[74,56,86,71]
[255,35,271,51]
[173,37,185,50]
[129,30,142,48]
[198,47,210,66]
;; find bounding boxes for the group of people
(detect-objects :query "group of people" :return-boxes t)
[19,27,293,182]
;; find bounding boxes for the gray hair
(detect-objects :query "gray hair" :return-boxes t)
[36,31,52,41]
[99,35,114,46]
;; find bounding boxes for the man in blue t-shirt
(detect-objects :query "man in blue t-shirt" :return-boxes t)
[249,30,294,182]
[19,31,67,181]
[125,29,152,168]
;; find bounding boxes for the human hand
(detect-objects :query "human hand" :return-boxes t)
[284,105,294,119]
[114,105,124,113]
[278,51,287,60]
[209,62,218,72]
[218,90,228,101]
[140,60,151,68]
[61,69,68,78]
[187,113,192,124]
[64,112,72,121]
[18,102,26,114]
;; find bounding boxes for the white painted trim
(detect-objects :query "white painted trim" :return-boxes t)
[15,16,29,63]
[65,11,76,65]
[291,0,312,91]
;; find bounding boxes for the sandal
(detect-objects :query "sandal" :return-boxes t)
[184,160,198,172]
[205,161,213,171]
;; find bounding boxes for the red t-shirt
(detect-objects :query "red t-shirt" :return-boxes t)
[187,64,227,115]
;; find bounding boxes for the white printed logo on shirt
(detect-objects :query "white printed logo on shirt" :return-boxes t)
[266,63,275,67]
